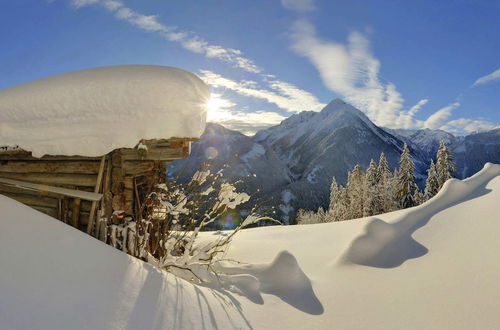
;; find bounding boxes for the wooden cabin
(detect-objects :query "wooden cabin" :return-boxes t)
[0,138,194,236]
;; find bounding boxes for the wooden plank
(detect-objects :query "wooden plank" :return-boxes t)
[1,192,59,209]
[0,191,92,213]
[123,177,134,190]
[0,172,97,187]
[0,161,100,174]
[112,194,125,211]
[118,148,185,161]
[111,167,125,194]
[123,188,134,201]
[72,198,81,228]
[87,156,106,235]
[61,199,68,223]
[97,155,112,241]
[122,161,155,175]
[0,177,102,201]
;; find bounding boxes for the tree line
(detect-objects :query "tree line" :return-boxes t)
[297,141,455,224]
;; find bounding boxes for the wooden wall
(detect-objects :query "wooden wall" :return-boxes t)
[0,138,192,231]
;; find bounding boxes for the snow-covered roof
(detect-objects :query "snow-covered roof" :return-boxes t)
[0,65,209,157]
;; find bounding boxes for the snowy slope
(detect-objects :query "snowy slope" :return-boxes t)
[2,163,500,329]
[0,65,209,157]
[0,194,249,329]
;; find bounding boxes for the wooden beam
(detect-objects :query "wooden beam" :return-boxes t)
[87,156,106,235]
[0,161,100,174]
[0,177,102,201]
[0,172,98,187]
[122,161,156,175]
[1,192,59,209]
[118,148,185,161]
[72,198,81,228]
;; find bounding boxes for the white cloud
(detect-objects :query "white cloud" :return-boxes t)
[440,118,497,135]
[68,1,496,136]
[72,0,261,73]
[281,0,316,12]
[289,20,497,135]
[424,102,460,129]
[71,0,99,7]
[206,94,286,135]
[393,99,428,129]
[199,70,324,113]
[472,68,500,87]
[290,20,406,127]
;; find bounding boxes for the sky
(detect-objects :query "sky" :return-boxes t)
[0,0,499,135]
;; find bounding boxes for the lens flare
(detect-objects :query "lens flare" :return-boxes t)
[205,146,218,159]
[216,210,241,230]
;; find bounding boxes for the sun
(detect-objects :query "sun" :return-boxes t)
[205,94,233,122]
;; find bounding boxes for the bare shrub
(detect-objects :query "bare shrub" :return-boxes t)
[108,167,278,284]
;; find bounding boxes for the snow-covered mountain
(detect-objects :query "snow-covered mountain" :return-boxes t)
[172,99,500,223]
[169,122,292,196]
[387,127,500,179]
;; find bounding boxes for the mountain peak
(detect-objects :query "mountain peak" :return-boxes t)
[320,99,364,116]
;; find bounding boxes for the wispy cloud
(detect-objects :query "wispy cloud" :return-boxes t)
[67,0,496,136]
[199,70,324,113]
[290,20,408,126]
[393,99,428,129]
[440,118,497,135]
[289,20,496,134]
[70,0,261,73]
[71,0,99,7]
[423,102,460,129]
[281,0,316,12]
[472,68,500,87]
[206,94,286,135]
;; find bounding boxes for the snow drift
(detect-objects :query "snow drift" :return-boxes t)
[2,163,500,329]
[0,65,209,157]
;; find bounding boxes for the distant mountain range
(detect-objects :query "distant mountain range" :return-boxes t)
[171,99,500,223]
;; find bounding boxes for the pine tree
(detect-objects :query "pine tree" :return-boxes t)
[328,177,339,212]
[396,143,416,209]
[377,152,393,213]
[363,159,379,216]
[413,186,425,206]
[346,165,365,219]
[334,187,349,221]
[436,140,455,189]
[328,177,344,221]
[424,159,439,200]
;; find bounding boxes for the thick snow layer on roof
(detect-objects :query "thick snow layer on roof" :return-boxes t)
[2,163,500,329]
[0,65,209,157]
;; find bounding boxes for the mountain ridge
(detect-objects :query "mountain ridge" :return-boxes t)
[171,100,500,223]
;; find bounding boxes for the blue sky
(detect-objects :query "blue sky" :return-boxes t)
[1,0,499,135]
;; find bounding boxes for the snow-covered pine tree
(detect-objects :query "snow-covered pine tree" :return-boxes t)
[363,159,379,216]
[329,177,339,212]
[413,186,425,206]
[424,159,439,201]
[346,165,365,219]
[326,177,346,221]
[377,152,393,213]
[334,186,349,221]
[436,140,455,189]
[396,143,417,209]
